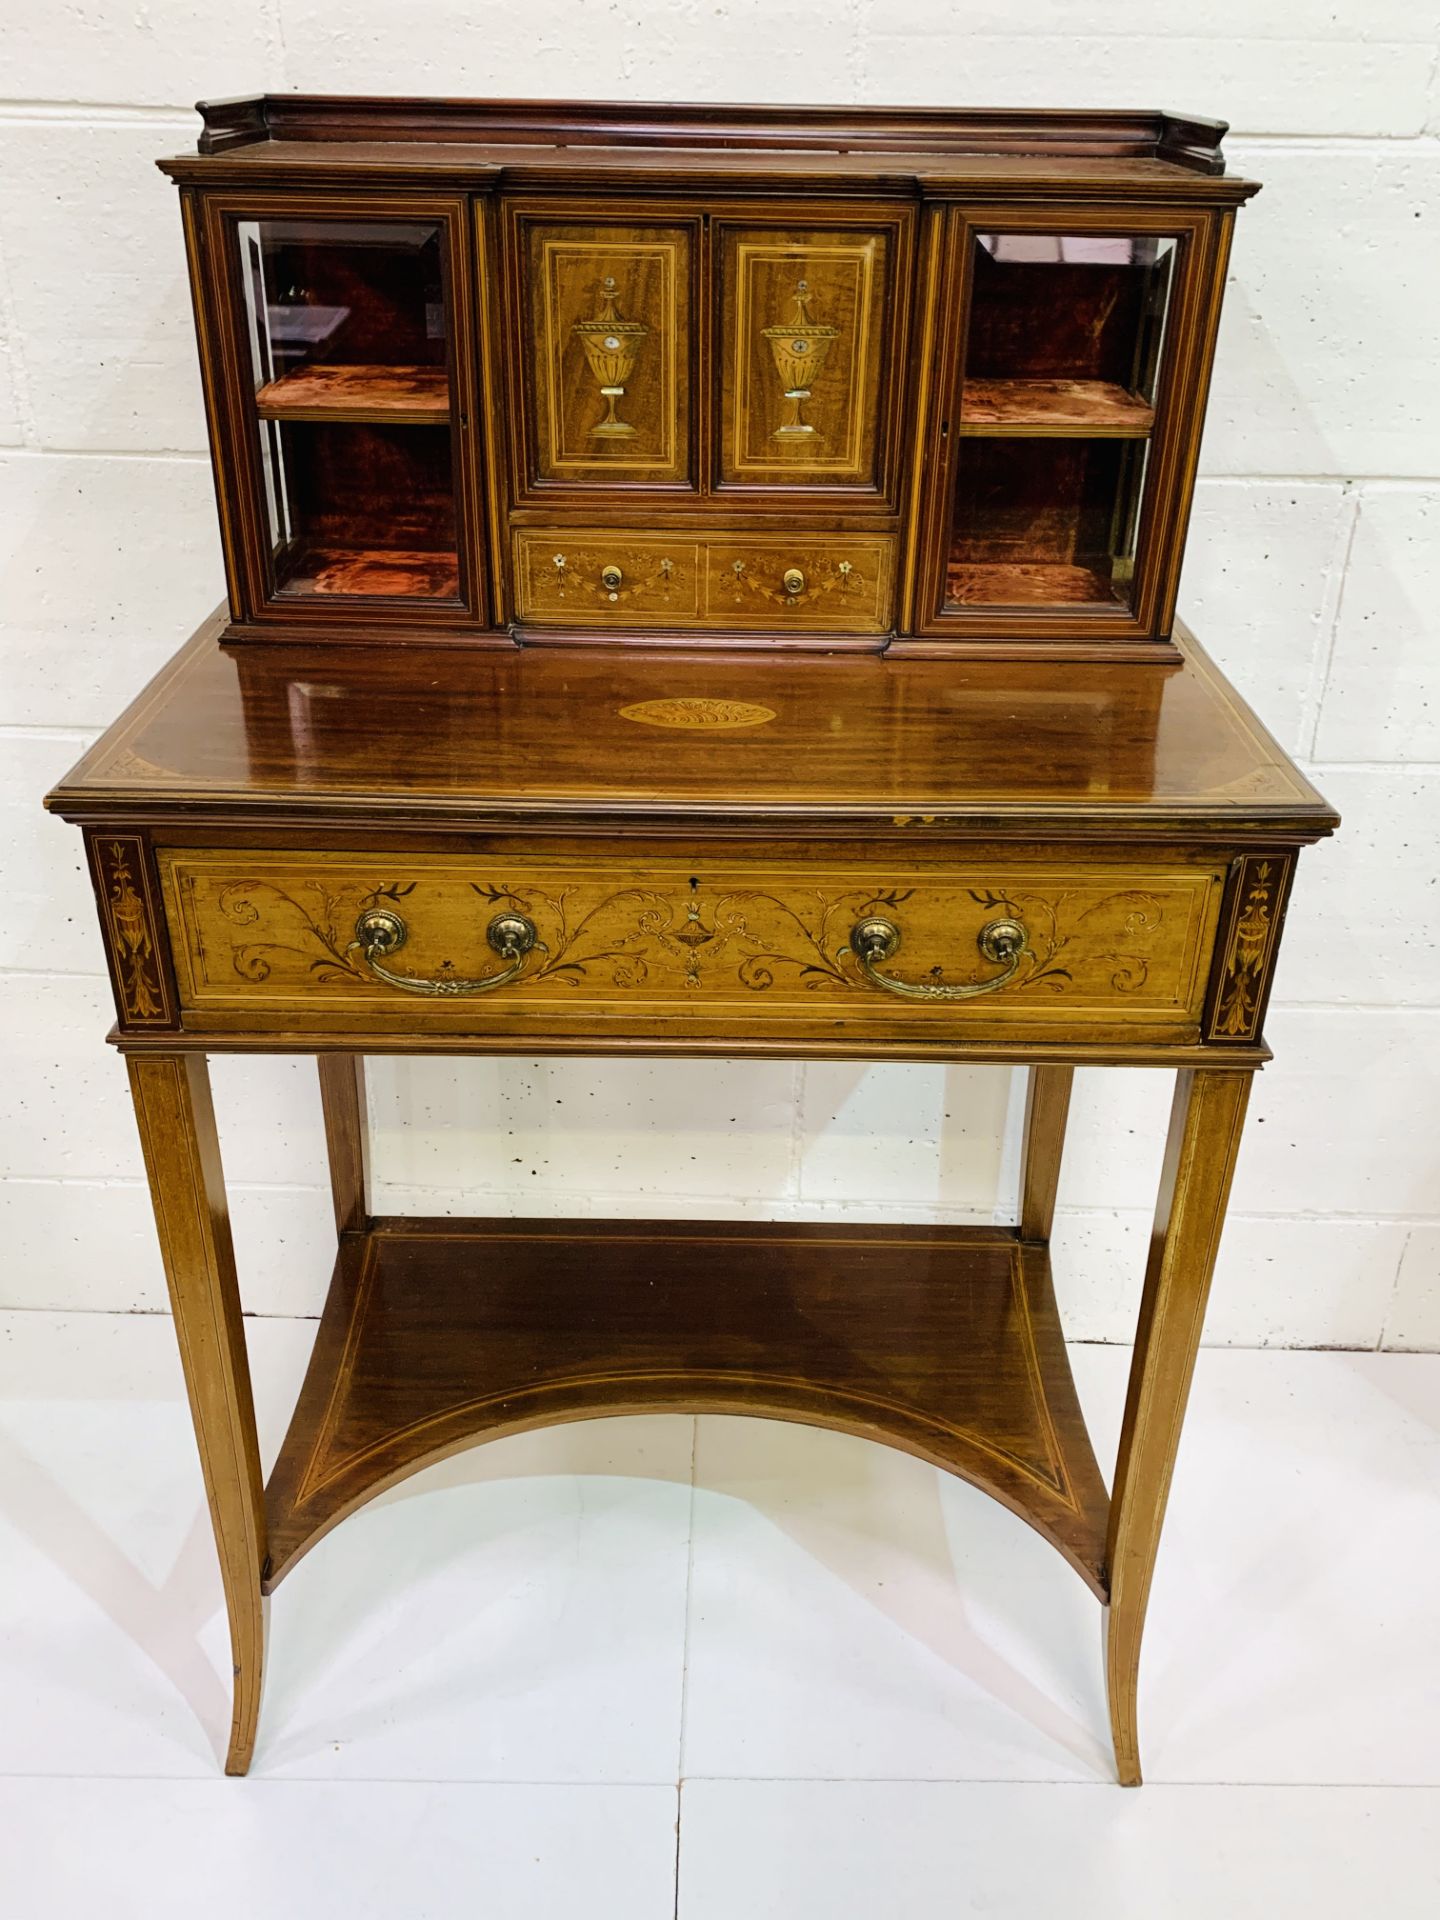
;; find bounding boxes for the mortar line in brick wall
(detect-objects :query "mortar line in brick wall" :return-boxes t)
[203,1199,1440,1224]
[5,725,114,740]
[0,720,98,739]
[0,966,111,983]
[1,1171,1435,1232]
[1302,483,1363,760]
[1304,758,1440,773]
[0,1173,332,1197]
[134,1184,1440,1231]
[1373,1225,1415,1352]
[1,1304,1428,1352]
[1054,1206,1439,1227]
[844,0,868,104]
[0,445,210,463]
[262,0,290,80]
[1236,131,1440,150]
[0,103,198,125]
[785,1060,807,1201]
[1422,40,1440,133]
[0,234,38,452]
[1269,1000,1440,1012]
[1194,474,1440,488]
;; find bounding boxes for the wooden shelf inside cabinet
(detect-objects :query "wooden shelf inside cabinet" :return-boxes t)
[277,545,460,599]
[255,363,450,425]
[262,1217,1112,1593]
[959,379,1155,439]
[946,560,1127,608]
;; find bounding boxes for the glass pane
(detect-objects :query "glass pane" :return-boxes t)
[265,423,458,600]
[948,232,1174,610]
[947,438,1147,609]
[237,218,459,602]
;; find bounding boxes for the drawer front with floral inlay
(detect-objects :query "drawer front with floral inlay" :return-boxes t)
[513,530,894,632]
[513,534,702,624]
[156,849,1227,1044]
[702,536,893,630]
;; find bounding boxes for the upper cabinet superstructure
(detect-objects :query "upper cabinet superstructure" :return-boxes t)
[161,97,1258,656]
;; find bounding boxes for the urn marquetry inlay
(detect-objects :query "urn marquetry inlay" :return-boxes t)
[761,278,841,439]
[572,274,649,439]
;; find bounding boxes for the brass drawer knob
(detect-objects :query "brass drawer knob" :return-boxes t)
[849,914,1027,1002]
[601,563,623,597]
[782,567,806,596]
[352,906,542,997]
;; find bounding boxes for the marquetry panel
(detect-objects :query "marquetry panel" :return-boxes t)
[702,534,893,631]
[88,833,176,1028]
[514,532,701,624]
[520,218,694,488]
[156,850,1225,1043]
[513,528,894,632]
[718,222,891,490]
[1204,853,1294,1043]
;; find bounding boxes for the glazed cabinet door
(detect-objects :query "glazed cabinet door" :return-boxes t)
[504,204,699,497]
[914,203,1231,645]
[714,206,911,501]
[197,191,485,632]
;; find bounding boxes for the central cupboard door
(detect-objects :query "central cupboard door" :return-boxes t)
[502,200,912,505]
[509,208,700,492]
[714,211,906,496]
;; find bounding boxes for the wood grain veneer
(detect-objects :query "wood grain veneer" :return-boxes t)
[159,99,1257,651]
[45,615,1333,841]
[154,847,1225,1048]
[263,1218,1111,1594]
[959,378,1155,437]
[255,363,450,422]
[46,95,1337,1792]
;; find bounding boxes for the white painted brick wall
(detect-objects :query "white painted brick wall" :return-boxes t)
[2,2,1437,1349]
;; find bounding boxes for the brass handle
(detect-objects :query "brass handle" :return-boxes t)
[352,906,542,998]
[600,564,623,593]
[783,567,806,596]
[849,915,1027,1002]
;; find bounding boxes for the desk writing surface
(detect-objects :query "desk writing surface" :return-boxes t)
[49,611,1334,840]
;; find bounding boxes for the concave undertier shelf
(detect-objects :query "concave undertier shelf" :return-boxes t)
[263,1218,1111,1592]
[959,378,1155,438]
[255,363,450,423]
[276,545,460,598]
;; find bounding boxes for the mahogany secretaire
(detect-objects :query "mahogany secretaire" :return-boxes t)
[45,96,1337,1783]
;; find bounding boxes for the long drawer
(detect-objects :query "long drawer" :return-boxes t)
[156,849,1226,1044]
[512,528,895,632]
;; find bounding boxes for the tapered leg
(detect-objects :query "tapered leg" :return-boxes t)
[1105,1067,1252,1786]
[1019,1065,1074,1242]
[317,1053,371,1236]
[127,1053,266,1775]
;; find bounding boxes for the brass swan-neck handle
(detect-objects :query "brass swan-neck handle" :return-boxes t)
[351,906,542,998]
[849,914,1028,1002]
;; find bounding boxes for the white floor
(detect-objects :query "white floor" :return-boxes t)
[0,1311,1437,1917]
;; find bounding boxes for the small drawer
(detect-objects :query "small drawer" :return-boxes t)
[704,536,893,631]
[514,533,700,625]
[513,528,895,633]
[156,848,1225,1046]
